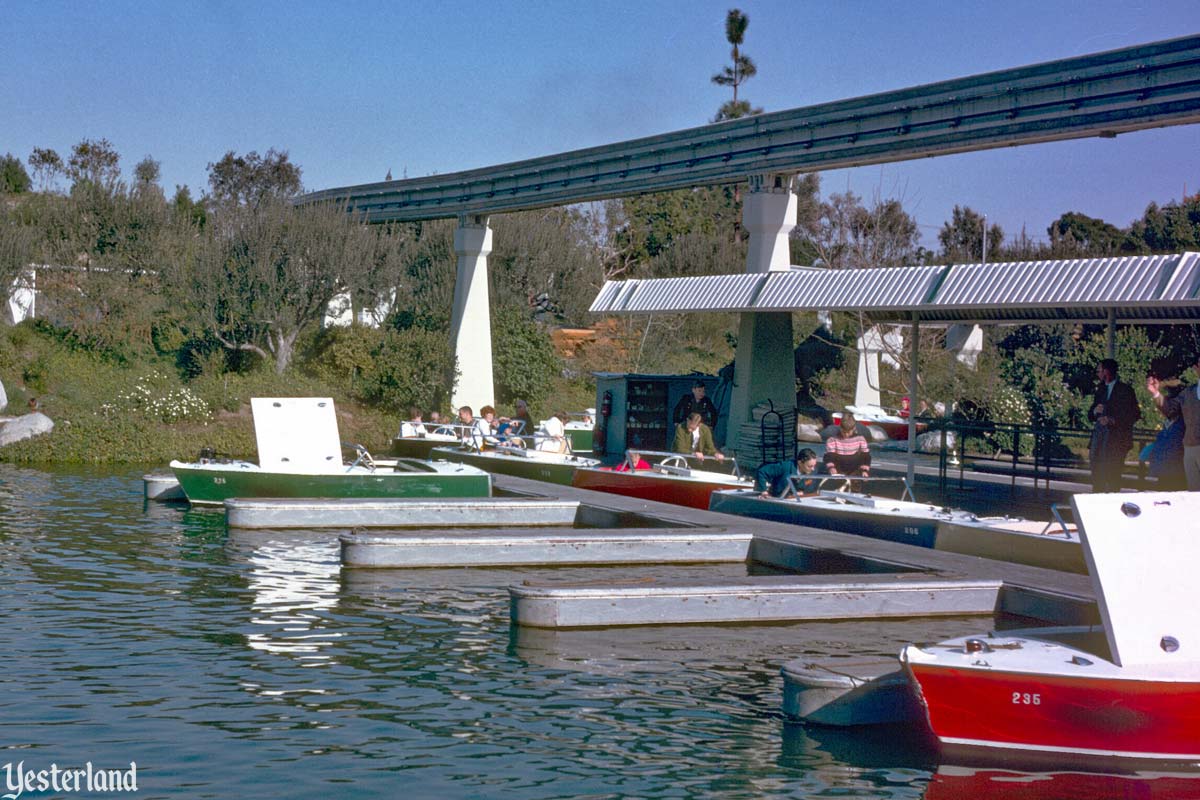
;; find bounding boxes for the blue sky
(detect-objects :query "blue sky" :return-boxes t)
[5,1,1199,247]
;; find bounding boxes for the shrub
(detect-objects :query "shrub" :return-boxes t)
[491,306,560,409]
[303,324,384,396]
[359,328,456,413]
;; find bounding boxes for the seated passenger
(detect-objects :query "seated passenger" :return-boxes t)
[756,448,823,498]
[824,413,871,477]
[672,412,724,461]
[614,450,651,472]
[537,412,569,453]
[474,405,499,447]
[399,407,427,438]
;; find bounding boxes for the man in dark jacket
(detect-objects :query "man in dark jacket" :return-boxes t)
[1088,358,1141,492]
[673,381,717,428]
[755,448,823,498]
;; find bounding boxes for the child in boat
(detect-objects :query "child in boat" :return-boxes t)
[614,450,651,471]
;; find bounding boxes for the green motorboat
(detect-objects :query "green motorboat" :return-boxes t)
[431,442,599,486]
[170,397,491,506]
[171,456,490,506]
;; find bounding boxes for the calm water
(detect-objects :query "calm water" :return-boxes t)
[0,465,1193,799]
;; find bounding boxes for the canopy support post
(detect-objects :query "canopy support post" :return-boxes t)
[907,312,920,488]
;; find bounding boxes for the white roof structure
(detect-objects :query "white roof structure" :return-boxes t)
[589,252,1200,324]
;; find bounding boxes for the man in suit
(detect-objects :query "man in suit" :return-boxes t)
[1088,358,1141,492]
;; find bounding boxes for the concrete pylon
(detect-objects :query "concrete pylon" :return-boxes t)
[727,174,798,454]
[450,214,495,411]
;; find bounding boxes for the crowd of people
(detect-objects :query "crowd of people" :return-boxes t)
[392,357,1200,497]
[396,400,573,453]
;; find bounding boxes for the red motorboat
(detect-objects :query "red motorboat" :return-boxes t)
[832,403,928,441]
[572,452,751,510]
[903,492,1200,763]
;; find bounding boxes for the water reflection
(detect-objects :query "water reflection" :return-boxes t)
[925,764,1200,799]
[16,467,1193,798]
[225,529,342,664]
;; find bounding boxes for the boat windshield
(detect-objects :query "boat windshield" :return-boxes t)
[788,474,914,501]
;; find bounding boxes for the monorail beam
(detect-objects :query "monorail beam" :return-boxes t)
[304,35,1200,222]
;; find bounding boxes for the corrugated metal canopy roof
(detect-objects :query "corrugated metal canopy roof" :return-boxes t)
[588,252,1200,323]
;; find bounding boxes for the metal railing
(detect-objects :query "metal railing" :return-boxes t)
[925,417,1163,494]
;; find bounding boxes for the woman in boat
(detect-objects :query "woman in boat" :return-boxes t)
[475,406,500,447]
[537,412,569,453]
[672,412,725,462]
[823,413,871,478]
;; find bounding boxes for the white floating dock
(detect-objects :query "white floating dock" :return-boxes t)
[341,529,753,568]
[781,657,920,726]
[510,574,1002,628]
[226,498,581,529]
[143,473,185,501]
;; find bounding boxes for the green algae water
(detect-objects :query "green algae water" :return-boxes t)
[0,465,1192,799]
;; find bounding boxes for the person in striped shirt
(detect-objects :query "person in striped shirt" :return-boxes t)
[824,412,871,477]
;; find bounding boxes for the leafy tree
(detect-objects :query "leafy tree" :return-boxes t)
[206,149,302,207]
[1126,195,1200,254]
[619,185,742,266]
[938,205,1004,262]
[133,156,163,201]
[171,185,207,228]
[489,207,601,324]
[1046,211,1124,256]
[29,147,63,192]
[1,154,31,194]
[172,199,385,373]
[491,304,560,409]
[388,219,457,333]
[0,202,39,321]
[793,188,920,269]
[66,138,122,195]
[711,9,762,122]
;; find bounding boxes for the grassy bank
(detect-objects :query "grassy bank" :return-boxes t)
[0,323,398,465]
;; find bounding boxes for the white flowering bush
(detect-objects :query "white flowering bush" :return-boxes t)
[990,384,1032,456]
[101,374,212,423]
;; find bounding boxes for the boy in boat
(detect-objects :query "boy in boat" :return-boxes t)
[673,412,725,461]
[756,448,822,498]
